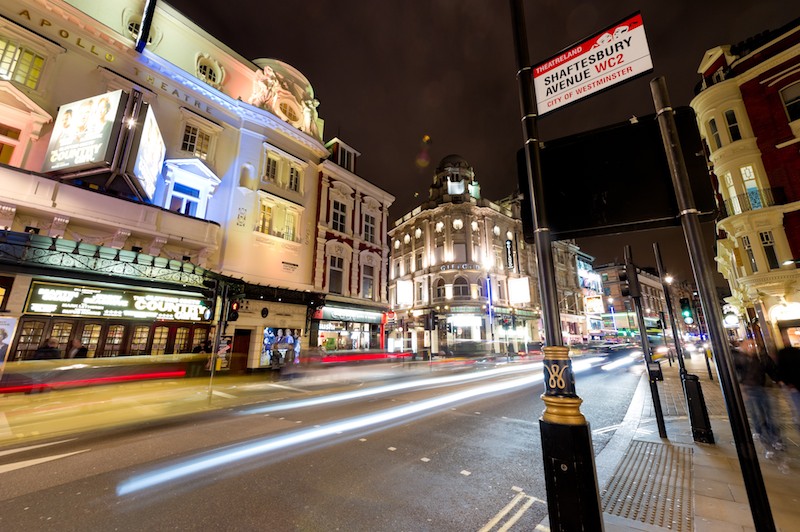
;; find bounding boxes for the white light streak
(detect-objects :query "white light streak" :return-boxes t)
[117,372,541,496]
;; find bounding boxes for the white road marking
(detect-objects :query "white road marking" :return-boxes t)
[460,470,471,476]
[211,390,237,399]
[420,457,430,462]
[0,439,77,458]
[359,438,367,442]
[592,424,621,435]
[388,447,396,451]
[0,449,89,474]
[479,490,544,532]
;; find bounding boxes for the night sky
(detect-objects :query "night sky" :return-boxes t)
[165,0,800,283]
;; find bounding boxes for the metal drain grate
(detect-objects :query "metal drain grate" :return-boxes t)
[600,440,692,531]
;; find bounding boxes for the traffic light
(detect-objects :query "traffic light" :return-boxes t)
[446,322,453,333]
[679,298,694,324]
[200,279,217,321]
[429,310,438,330]
[227,299,240,322]
[618,263,640,298]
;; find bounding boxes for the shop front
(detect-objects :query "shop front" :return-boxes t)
[11,279,211,360]
[310,306,383,351]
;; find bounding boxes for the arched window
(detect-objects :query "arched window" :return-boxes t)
[453,276,470,297]
[434,278,446,299]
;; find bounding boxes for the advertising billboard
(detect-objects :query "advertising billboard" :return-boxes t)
[42,90,127,173]
[533,12,653,116]
[127,103,166,200]
[24,281,207,321]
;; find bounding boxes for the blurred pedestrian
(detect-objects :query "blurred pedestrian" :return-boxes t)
[67,338,88,358]
[776,344,800,428]
[33,337,61,360]
[734,339,783,456]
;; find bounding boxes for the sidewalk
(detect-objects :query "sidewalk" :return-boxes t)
[566,352,800,532]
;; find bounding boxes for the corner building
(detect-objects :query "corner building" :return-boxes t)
[691,17,800,352]
[388,156,541,356]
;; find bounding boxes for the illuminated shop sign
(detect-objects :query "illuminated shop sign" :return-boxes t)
[505,240,514,270]
[439,263,481,272]
[319,307,383,324]
[25,281,207,321]
[126,103,166,200]
[42,90,127,173]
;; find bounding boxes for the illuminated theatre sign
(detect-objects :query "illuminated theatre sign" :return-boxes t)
[25,282,207,321]
[42,90,127,173]
[533,12,653,116]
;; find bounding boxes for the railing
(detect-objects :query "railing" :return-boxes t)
[721,187,787,218]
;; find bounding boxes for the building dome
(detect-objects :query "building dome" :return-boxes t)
[429,154,480,201]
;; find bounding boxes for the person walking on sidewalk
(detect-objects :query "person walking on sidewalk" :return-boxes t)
[733,339,783,457]
[776,344,800,428]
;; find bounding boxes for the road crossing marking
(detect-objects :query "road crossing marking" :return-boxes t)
[0,449,89,474]
[592,423,622,435]
[479,490,545,532]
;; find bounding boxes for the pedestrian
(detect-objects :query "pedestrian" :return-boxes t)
[776,344,800,428]
[733,339,783,456]
[66,338,88,358]
[33,337,62,360]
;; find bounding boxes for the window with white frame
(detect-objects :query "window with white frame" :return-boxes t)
[434,279,445,299]
[332,200,347,232]
[196,55,224,89]
[0,123,21,165]
[265,157,278,181]
[782,82,800,122]
[416,281,424,302]
[453,277,470,297]
[329,256,344,294]
[338,147,354,171]
[179,109,221,162]
[742,235,757,273]
[181,124,211,160]
[362,265,374,299]
[0,36,44,90]
[363,213,376,243]
[404,255,411,275]
[168,182,200,216]
[415,251,423,271]
[740,165,761,209]
[257,193,300,242]
[724,109,741,142]
[288,166,300,192]
[760,231,780,270]
[708,118,721,150]
[724,172,741,214]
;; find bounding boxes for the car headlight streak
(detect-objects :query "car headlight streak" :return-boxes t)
[117,371,542,496]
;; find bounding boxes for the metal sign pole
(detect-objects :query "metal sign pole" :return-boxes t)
[650,76,774,531]
[510,1,602,529]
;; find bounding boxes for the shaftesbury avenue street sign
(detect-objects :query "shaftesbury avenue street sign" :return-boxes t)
[533,12,653,116]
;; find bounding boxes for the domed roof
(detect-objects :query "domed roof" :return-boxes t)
[436,154,471,173]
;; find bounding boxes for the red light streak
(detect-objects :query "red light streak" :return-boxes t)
[0,370,186,394]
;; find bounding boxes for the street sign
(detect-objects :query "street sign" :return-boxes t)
[533,12,653,116]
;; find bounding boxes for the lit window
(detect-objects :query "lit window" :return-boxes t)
[0,36,45,89]
[258,194,300,242]
[168,182,200,216]
[725,109,741,142]
[258,203,272,234]
[362,265,374,299]
[740,165,762,209]
[760,231,780,270]
[288,167,300,192]
[364,214,376,243]
[415,251,423,270]
[708,118,721,150]
[0,123,21,165]
[782,82,800,122]
[332,200,347,232]
[181,124,211,160]
[196,56,223,88]
[329,256,344,294]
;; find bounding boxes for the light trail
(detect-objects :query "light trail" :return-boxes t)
[239,362,543,415]
[117,371,542,496]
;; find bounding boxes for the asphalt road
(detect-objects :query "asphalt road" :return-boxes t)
[0,357,643,531]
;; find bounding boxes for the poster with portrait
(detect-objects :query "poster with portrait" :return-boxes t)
[0,316,19,372]
[42,90,127,173]
[127,103,166,200]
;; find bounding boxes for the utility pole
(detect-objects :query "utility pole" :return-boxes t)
[510,1,603,529]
